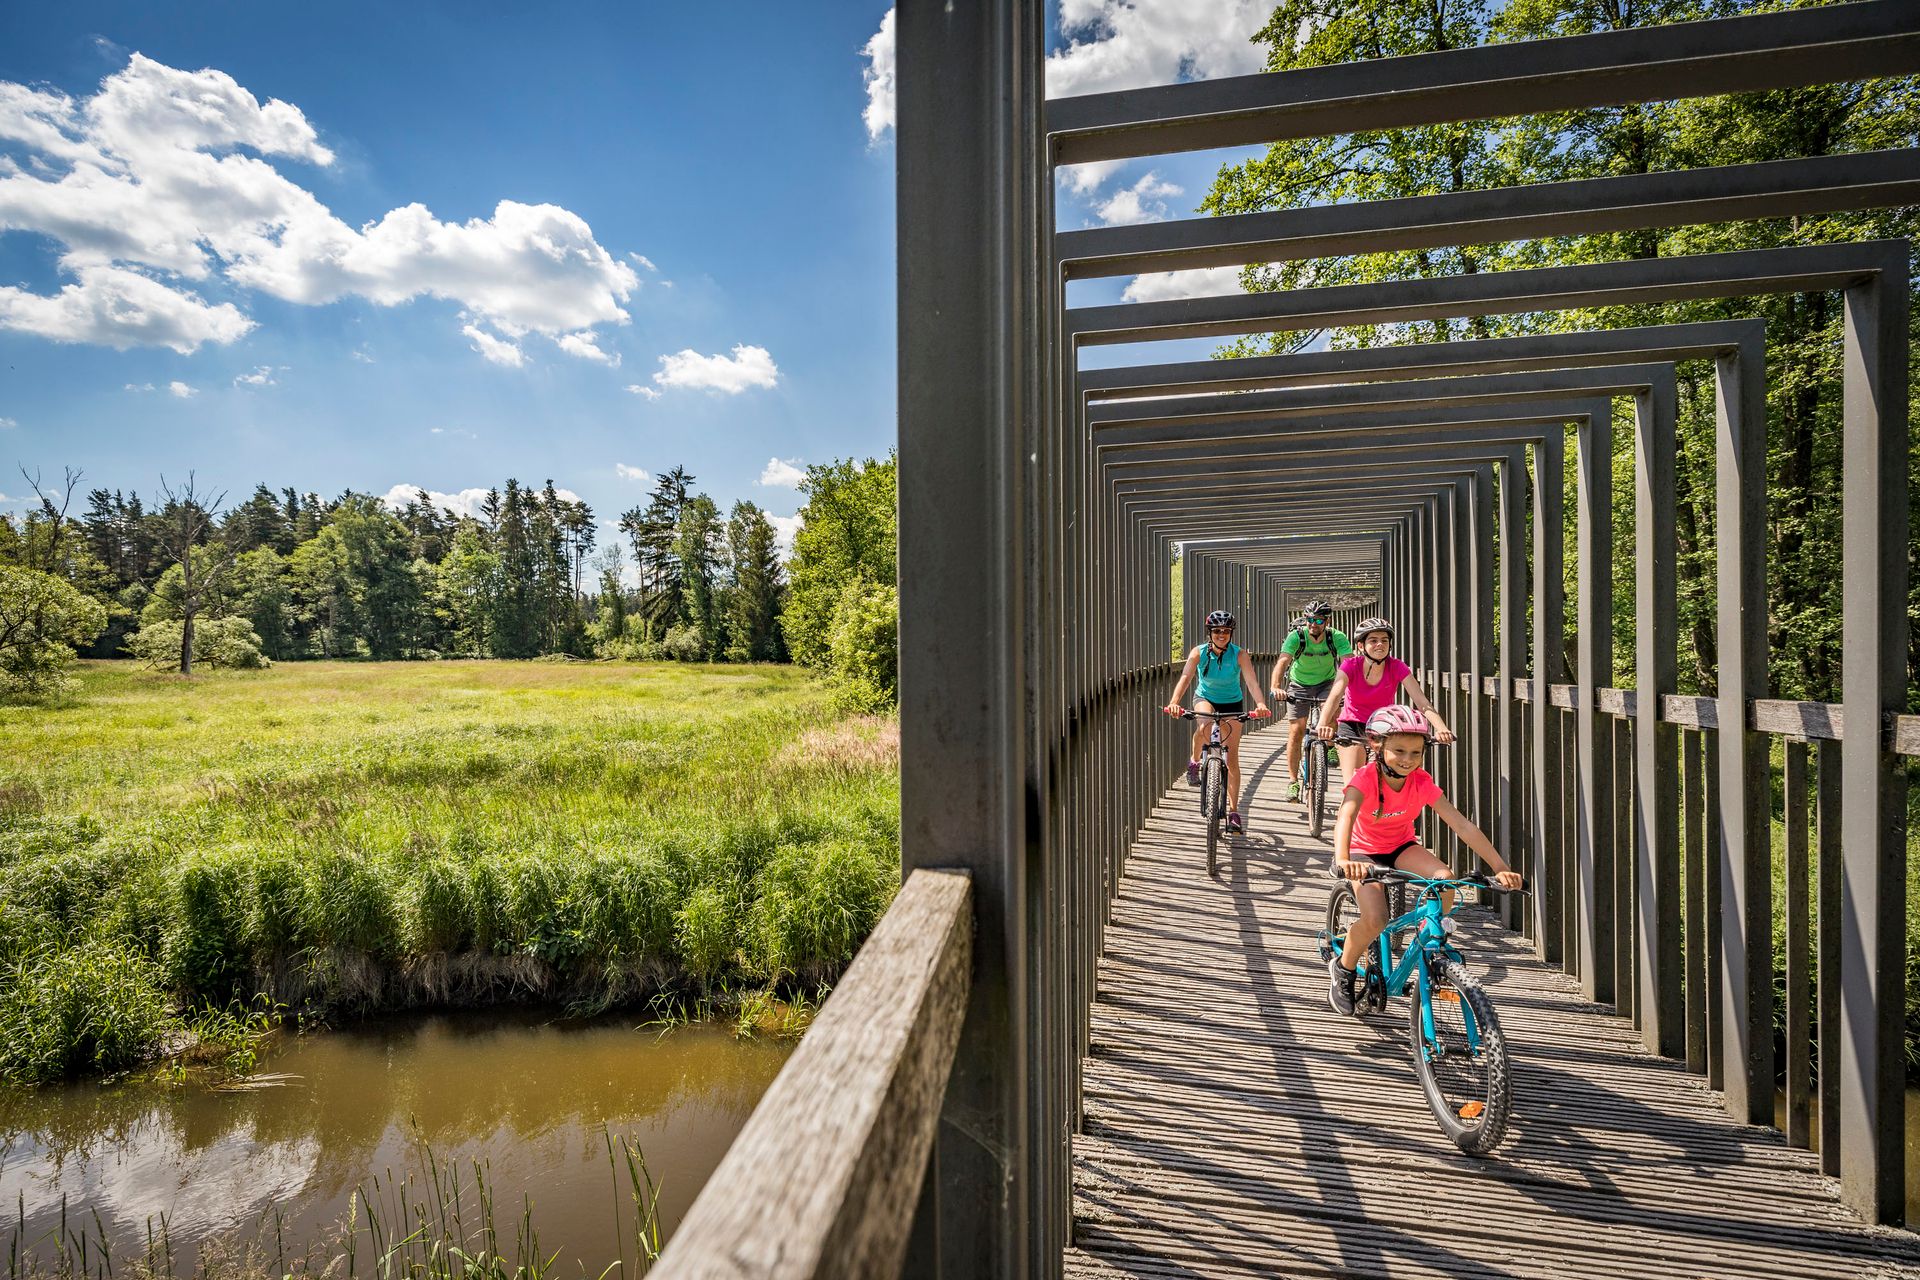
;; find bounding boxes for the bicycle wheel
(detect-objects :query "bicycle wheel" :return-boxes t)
[1307,744,1328,841]
[1409,956,1511,1155]
[1203,756,1225,874]
[1322,882,1373,1007]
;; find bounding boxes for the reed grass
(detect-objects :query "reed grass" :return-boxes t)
[0,661,900,1084]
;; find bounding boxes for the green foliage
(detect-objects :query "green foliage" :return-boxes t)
[0,660,900,1078]
[127,615,271,670]
[827,580,899,712]
[0,564,108,696]
[0,940,179,1083]
[782,456,896,669]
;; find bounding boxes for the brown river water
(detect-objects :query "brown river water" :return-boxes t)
[0,1010,792,1271]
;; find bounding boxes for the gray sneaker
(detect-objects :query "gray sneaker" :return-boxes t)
[1327,957,1358,1016]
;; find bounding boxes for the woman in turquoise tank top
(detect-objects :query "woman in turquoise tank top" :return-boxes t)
[1162,610,1272,835]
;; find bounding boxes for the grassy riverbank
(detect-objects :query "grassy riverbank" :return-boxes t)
[0,661,900,1083]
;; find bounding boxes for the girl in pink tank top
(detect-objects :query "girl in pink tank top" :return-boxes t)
[1311,616,1452,792]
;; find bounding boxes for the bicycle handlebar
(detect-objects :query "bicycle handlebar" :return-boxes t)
[1177,710,1256,722]
[1325,864,1530,894]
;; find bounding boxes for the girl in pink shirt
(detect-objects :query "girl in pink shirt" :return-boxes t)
[1326,705,1520,1017]
[1314,615,1451,788]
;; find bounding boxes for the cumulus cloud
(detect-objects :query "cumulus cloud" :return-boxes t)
[652,343,778,395]
[0,55,637,356]
[615,463,649,481]
[758,457,806,488]
[624,383,661,401]
[1059,158,1126,195]
[863,2,1268,141]
[380,483,579,519]
[1047,0,1269,99]
[463,322,524,367]
[768,512,803,557]
[1120,265,1243,303]
[555,330,618,365]
[861,9,896,143]
[233,364,277,386]
[1095,171,1182,226]
[167,379,196,397]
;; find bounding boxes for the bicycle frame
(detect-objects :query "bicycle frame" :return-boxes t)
[1360,876,1482,1057]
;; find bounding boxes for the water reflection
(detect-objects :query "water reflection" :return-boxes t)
[0,1010,791,1268]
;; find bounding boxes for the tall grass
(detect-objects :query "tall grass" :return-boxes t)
[0,661,900,1084]
[2,1130,667,1280]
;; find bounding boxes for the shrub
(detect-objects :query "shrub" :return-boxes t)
[0,941,180,1083]
[826,580,898,712]
[128,616,272,671]
[662,623,706,663]
[0,564,108,696]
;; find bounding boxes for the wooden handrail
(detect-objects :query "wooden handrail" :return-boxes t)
[1492,679,1918,753]
[652,869,973,1279]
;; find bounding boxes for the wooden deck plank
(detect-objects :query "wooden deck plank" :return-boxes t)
[1071,731,1920,1279]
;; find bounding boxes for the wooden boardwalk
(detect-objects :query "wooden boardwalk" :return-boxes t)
[1066,728,1920,1279]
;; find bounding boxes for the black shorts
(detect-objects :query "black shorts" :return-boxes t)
[1354,840,1420,869]
[1285,679,1334,717]
[1332,718,1368,745]
[1198,699,1245,717]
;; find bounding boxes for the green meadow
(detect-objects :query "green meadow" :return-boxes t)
[0,660,901,1083]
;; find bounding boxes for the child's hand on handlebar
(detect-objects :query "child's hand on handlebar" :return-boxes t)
[1334,858,1368,881]
[1492,869,1523,890]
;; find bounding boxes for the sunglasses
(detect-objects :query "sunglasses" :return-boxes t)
[1208,627,1233,635]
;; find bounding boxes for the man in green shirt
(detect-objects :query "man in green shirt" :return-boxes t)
[1267,601,1352,802]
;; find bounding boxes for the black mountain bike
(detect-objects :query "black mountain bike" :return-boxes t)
[1179,710,1252,875]
[1296,696,1336,840]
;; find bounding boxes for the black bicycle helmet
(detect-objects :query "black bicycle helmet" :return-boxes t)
[1204,609,1236,632]
[1302,600,1333,622]
[1352,616,1393,643]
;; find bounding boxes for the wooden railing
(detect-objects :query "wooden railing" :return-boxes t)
[651,869,971,1279]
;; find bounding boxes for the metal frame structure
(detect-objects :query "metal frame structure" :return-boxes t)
[884,3,1918,1274]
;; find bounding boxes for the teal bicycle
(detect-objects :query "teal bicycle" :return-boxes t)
[1317,866,1528,1155]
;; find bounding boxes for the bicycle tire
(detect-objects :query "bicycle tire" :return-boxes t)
[1409,956,1511,1155]
[1307,744,1329,841]
[1322,882,1372,1011]
[1203,756,1225,874]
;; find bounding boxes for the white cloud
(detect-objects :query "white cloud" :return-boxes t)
[124,381,154,392]
[653,343,778,395]
[0,417,15,429]
[463,322,524,368]
[627,252,657,272]
[167,379,196,397]
[0,55,637,356]
[1121,265,1243,303]
[863,2,1268,141]
[1047,0,1269,98]
[351,347,374,363]
[615,463,649,481]
[379,483,577,517]
[624,383,661,401]
[1095,171,1182,226]
[555,330,618,365]
[0,265,253,353]
[861,9,896,143]
[758,457,806,488]
[428,426,476,440]
[768,512,803,557]
[233,364,276,386]
[1059,158,1125,196]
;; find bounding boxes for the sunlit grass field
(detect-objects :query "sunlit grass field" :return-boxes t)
[0,661,901,1082]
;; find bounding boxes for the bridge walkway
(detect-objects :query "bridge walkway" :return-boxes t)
[1064,728,1920,1279]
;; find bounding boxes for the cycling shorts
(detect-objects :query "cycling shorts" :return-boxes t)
[1197,699,1245,717]
[1332,718,1368,745]
[1354,840,1420,869]
[1285,678,1335,716]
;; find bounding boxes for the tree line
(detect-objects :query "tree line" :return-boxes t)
[0,456,899,704]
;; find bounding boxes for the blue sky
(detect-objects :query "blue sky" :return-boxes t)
[0,1,1274,548]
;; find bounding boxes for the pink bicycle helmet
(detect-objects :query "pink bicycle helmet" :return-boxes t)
[1365,705,1433,740]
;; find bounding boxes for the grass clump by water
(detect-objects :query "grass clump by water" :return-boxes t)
[0,660,901,1084]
